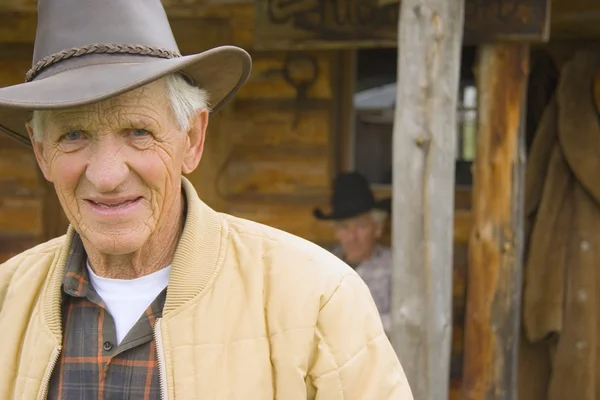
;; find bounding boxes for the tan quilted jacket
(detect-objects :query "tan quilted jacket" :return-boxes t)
[0,178,412,399]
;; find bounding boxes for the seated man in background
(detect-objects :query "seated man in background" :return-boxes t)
[314,172,393,332]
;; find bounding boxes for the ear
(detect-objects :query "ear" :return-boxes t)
[182,108,209,174]
[26,123,54,182]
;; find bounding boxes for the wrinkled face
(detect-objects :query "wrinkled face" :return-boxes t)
[333,212,383,264]
[28,80,208,255]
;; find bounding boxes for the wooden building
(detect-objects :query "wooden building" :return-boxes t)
[1,0,600,399]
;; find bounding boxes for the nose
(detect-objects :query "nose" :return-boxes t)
[346,226,360,241]
[85,138,129,192]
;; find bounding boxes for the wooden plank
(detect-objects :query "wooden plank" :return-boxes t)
[224,146,330,197]
[0,233,38,263]
[550,0,600,38]
[389,0,464,399]
[38,174,70,242]
[229,106,330,147]
[0,195,42,235]
[462,43,529,400]
[236,51,332,100]
[229,3,256,46]
[0,147,39,194]
[0,135,28,150]
[0,44,34,61]
[0,12,36,43]
[254,0,549,50]
[228,199,334,244]
[170,17,234,54]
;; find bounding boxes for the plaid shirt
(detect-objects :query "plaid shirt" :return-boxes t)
[47,235,166,399]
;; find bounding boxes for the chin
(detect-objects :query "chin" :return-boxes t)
[346,251,369,263]
[83,229,151,255]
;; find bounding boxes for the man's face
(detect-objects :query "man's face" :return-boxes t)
[333,212,383,264]
[28,79,208,255]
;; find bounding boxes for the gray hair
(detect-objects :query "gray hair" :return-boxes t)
[30,73,209,141]
[331,208,389,228]
[371,209,389,225]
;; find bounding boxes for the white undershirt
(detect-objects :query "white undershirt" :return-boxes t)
[86,261,171,344]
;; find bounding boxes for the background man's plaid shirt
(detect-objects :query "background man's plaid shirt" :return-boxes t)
[47,235,167,399]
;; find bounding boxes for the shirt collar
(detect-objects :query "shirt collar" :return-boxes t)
[61,233,90,298]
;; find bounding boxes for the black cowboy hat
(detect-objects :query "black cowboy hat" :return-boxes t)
[313,172,391,220]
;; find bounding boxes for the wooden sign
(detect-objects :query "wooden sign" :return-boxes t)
[254,0,550,50]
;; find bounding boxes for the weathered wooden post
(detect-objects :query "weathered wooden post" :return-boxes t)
[461,43,530,400]
[389,0,465,398]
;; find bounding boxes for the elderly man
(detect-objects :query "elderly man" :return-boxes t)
[314,172,393,332]
[0,0,413,399]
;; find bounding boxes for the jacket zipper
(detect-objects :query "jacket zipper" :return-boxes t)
[39,346,62,400]
[154,318,169,400]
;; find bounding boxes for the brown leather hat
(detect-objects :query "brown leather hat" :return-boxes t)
[0,0,252,147]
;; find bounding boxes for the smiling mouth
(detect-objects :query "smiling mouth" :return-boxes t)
[86,198,142,209]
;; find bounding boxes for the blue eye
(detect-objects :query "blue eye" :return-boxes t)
[132,129,150,137]
[63,131,83,141]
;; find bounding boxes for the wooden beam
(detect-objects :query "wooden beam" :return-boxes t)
[0,9,253,51]
[254,0,549,50]
[462,43,529,400]
[389,0,464,399]
[550,0,600,38]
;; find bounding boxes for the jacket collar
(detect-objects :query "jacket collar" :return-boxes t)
[41,177,227,341]
[558,50,600,205]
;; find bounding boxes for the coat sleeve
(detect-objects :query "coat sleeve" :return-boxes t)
[307,274,413,399]
[0,258,20,312]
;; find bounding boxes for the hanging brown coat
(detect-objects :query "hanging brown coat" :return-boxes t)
[520,50,600,400]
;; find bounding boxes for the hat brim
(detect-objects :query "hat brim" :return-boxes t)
[313,208,361,221]
[0,45,251,147]
[313,198,391,221]
[375,197,392,213]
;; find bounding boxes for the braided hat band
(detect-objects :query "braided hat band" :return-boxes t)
[25,43,182,82]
